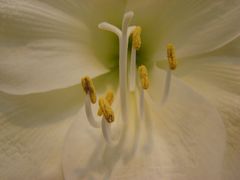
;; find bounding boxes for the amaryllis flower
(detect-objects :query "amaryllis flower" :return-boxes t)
[0,1,239,180]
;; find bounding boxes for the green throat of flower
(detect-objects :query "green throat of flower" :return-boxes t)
[81,11,177,145]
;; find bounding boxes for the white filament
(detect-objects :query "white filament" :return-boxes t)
[84,95,101,128]
[127,26,136,38]
[161,69,172,104]
[129,46,136,92]
[139,88,145,120]
[101,117,113,144]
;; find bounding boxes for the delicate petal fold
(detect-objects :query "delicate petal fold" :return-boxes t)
[126,0,240,59]
[62,67,225,180]
[0,39,108,94]
[174,37,240,179]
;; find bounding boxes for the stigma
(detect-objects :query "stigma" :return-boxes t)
[167,44,177,70]
[138,65,149,90]
[81,76,96,104]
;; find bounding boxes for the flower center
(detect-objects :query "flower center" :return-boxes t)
[81,11,177,145]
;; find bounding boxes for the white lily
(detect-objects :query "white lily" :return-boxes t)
[0,1,239,180]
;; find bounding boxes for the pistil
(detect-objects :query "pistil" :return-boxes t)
[98,11,136,122]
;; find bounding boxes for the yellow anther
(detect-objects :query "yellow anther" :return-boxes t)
[98,97,114,123]
[97,91,114,116]
[167,44,177,70]
[138,65,149,89]
[105,91,114,105]
[132,26,142,50]
[81,76,97,104]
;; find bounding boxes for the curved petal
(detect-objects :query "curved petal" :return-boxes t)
[175,36,240,95]
[0,39,109,94]
[126,0,240,59]
[0,70,117,180]
[62,67,225,180]
[0,0,124,94]
[172,37,240,179]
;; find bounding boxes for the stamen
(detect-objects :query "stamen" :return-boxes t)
[129,26,142,92]
[105,91,114,105]
[138,65,148,121]
[81,76,96,104]
[84,95,101,128]
[129,46,137,92]
[97,91,114,116]
[101,117,113,144]
[161,69,172,104]
[167,44,177,70]
[132,26,142,50]
[162,44,177,104]
[138,65,149,90]
[139,88,145,120]
[98,97,114,123]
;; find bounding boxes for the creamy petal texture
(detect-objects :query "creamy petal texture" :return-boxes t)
[63,67,225,180]
[175,37,240,179]
[126,0,240,60]
[0,85,83,180]
[0,70,117,180]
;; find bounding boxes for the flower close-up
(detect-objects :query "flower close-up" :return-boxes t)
[0,0,240,180]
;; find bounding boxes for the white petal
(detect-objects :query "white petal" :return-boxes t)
[175,36,240,94]
[0,40,109,94]
[0,0,88,41]
[147,66,226,179]
[62,67,225,180]
[0,1,113,94]
[174,37,240,179]
[126,0,240,59]
[0,85,84,180]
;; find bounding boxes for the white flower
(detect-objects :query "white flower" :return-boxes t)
[0,1,239,180]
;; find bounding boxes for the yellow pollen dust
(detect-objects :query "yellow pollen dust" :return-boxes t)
[167,44,177,70]
[97,91,114,116]
[132,26,142,50]
[81,76,97,104]
[98,97,114,123]
[138,65,149,89]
